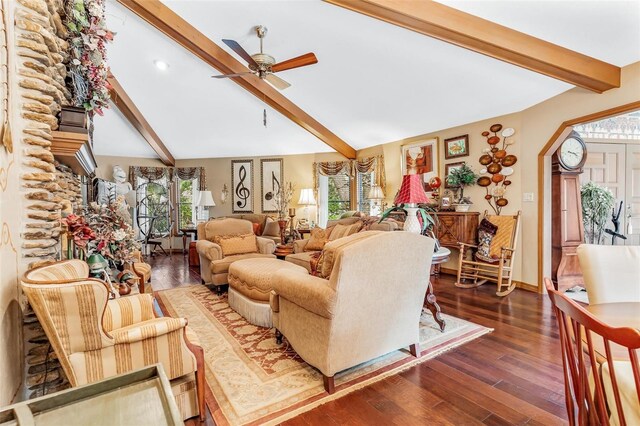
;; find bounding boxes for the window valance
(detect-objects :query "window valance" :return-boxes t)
[129,166,207,191]
[313,155,386,195]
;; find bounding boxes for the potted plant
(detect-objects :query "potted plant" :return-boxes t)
[446,163,478,212]
[379,204,441,251]
[581,181,615,244]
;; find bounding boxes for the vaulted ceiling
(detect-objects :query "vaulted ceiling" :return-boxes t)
[93,0,640,160]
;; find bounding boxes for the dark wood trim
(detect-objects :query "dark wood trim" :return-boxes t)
[325,0,620,93]
[107,74,175,166]
[117,0,356,159]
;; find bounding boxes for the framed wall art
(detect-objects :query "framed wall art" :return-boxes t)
[444,161,465,188]
[400,138,438,177]
[260,158,283,213]
[231,160,253,213]
[444,134,469,159]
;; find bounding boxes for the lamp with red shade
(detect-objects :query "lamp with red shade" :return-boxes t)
[395,174,432,234]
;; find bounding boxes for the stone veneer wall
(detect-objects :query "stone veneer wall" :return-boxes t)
[16,0,71,267]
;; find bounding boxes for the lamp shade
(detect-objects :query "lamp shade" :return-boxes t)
[298,188,316,205]
[367,184,384,200]
[394,174,431,204]
[197,190,216,207]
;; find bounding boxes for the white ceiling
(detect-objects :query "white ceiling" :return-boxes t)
[93,0,640,160]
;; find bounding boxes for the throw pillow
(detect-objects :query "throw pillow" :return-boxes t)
[304,227,330,251]
[262,219,281,237]
[252,222,262,236]
[475,219,499,263]
[214,233,258,256]
[328,222,362,241]
[309,251,323,277]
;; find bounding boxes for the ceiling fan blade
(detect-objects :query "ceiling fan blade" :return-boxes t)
[271,53,318,73]
[265,74,291,90]
[211,72,254,79]
[222,39,259,68]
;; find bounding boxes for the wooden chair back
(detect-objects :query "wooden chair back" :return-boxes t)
[485,210,521,260]
[544,278,640,425]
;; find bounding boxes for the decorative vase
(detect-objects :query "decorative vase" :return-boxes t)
[454,204,471,212]
[277,219,288,245]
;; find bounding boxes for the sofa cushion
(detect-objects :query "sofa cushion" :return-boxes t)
[201,218,253,241]
[319,231,381,279]
[214,233,258,256]
[305,228,330,251]
[228,258,307,302]
[284,252,314,273]
[329,222,362,241]
[210,253,276,274]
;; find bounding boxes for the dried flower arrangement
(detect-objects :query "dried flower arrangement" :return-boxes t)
[273,181,295,219]
[63,196,139,265]
[65,0,114,115]
[476,124,518,215]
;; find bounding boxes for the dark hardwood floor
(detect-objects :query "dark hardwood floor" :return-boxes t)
[150,253,567,425]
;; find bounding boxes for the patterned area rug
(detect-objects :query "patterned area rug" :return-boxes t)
[156,285,492,426]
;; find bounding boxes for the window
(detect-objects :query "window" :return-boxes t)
[318,172,352,226]
[356,171,374,216]
[177,177,198,229]
[135,176,172,239]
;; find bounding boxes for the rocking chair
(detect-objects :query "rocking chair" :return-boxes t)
[455,211,521,297]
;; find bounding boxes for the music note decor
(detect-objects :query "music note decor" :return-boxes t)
[231,160,254,213]
[260,158,283,213]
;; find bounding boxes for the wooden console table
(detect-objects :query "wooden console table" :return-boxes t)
[432,211,479,248]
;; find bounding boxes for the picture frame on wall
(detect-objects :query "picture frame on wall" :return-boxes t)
[400,138,438,177]
[260,158,283,213]
[444,134,469,159]
[444,161,465,188]
[231,160,253,213]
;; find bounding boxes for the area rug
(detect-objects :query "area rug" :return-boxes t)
[156,284,492,426]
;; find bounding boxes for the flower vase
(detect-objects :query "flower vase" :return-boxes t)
[277,219,288,245]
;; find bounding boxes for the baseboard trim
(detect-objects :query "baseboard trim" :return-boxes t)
[439,268,537,293]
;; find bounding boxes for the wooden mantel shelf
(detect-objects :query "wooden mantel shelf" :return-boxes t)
[51,131,97,176]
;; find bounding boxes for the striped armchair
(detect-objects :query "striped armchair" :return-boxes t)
[21,260,205,421]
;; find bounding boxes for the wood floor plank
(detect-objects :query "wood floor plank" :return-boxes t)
[148,254,569,425]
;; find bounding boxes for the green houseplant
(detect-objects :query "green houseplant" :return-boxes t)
[446,163,478,211]
[581,181,615,244]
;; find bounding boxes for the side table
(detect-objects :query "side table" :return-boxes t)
[425,247,451,332]
[179,228,197,255]
[274,244,294,260]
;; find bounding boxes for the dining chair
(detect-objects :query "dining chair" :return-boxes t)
[544,278,640,425]
[577,245,640,304]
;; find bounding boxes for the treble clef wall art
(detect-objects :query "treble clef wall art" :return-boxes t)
[231,160,254,213]
[260,158,283,213]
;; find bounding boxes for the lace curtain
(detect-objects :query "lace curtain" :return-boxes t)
[129,166,206,190]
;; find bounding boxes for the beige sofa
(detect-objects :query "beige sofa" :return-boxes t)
[196,218,276,292]
[285,217,400,272]
[214,213,281,243]
[271,231,435,393]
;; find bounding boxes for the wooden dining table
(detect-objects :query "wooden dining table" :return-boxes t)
[583,302,640,362]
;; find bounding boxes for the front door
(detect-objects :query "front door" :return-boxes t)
[626,144,640,245]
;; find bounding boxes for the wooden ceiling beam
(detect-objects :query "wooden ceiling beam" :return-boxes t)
[326,0,621,93]
[117,0,356,159]
[107,74,176,166]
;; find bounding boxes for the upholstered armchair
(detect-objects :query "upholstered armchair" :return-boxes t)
[21,260,205,421]
[128,250,151,293]
[270,231,435,393]
[196,218,276,292]
[577,244,640,304]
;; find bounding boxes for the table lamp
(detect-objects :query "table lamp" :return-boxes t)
[197,190,215,220]
[367,184,385,215]
[298,188,316,227]
[395,174,431,234]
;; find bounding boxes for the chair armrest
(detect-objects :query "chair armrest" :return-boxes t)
[272,270,336,319]
[110,317,188,345]
[196,240,222,261]
[293,239,309,253]
[104,294,155,332]
[458,242,478,249]
[257,237,276,254]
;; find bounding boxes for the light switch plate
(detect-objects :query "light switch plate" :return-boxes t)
[523,192,534,202]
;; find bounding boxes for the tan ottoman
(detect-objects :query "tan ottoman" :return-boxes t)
[228,258,307,327]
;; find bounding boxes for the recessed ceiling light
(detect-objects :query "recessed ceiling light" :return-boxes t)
[154,60,169,71]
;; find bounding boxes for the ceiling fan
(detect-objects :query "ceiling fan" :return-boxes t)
[212,25,318,90]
